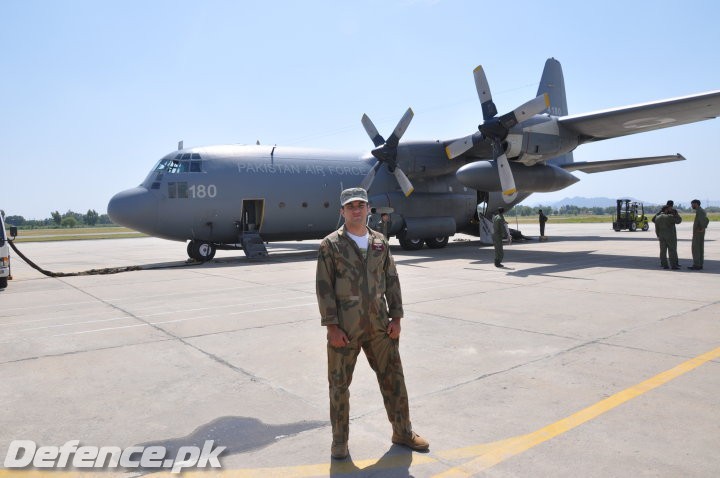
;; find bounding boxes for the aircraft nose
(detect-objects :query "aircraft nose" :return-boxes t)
[107,187,158,234]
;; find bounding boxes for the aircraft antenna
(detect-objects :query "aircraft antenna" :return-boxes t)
[177,140,184,151]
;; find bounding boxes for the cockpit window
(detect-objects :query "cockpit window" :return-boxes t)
[153,154,204,174]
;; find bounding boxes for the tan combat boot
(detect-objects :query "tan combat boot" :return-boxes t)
[391,431,429,451]
[331,441,349,459]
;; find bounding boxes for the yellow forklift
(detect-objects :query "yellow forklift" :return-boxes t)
[612,199,649,232]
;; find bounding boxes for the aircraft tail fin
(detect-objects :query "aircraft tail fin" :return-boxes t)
[537,57,568,116]
[538,58,573,166]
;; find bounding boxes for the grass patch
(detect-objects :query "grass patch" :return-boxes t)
[13,227,146,242]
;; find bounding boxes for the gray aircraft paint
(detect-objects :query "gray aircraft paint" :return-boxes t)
[108,58,720,258]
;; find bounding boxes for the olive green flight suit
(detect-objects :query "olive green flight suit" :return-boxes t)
[692,206,709,267]
[654,213,679,268]
[492,213,507,264]
[316,225,412,446]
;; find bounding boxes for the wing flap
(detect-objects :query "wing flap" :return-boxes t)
[559,90,720,142]
[561,154,685,174]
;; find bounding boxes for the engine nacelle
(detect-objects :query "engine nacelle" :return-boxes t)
[455,161,579,192]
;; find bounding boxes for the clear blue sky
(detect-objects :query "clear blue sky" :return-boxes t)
[2,0,719,219]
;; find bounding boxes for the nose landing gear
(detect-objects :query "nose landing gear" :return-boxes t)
[187,240,216,261]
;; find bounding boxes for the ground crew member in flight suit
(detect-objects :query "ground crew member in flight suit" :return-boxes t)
[653,200,682,243]
[654,206,680,270]
[316,187,429,460]
[538,209,548,237]
[493,207,508,267]
[380,212,391,238]
[688,199,709,270]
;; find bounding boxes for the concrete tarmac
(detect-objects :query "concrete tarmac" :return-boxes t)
[1,222,718,477]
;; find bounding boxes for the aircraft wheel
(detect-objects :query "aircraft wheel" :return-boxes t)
[425,236,449,249]
[629,222,637,232]
[399,237,424,251]
[195,241,216,261]
[0,277,7,289]
[187,240,216,261]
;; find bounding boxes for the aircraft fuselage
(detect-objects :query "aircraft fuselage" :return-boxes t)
[108,144,479,245]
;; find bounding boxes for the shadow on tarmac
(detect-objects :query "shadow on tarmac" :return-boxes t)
[133,416,326,472]
[330,445,415,477]
[391,238,715,274]
[129,236,714,277]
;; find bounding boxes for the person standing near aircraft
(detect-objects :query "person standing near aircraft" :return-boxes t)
[654,206,680,270]
[380,212,391,238]
[316,187,429,459]
[493,207,508,267]
[538,209,548,238]
[652,200,682,241]
[688,199,709,270]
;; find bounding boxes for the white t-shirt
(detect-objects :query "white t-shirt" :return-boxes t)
[346,230,369,251]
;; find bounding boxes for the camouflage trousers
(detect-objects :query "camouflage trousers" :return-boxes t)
[327,331,412,445]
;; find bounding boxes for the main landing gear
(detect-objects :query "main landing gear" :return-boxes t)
[187,240,216,262]
[398,236,449,251]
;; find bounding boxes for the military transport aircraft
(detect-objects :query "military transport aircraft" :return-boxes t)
[108,58,720,261]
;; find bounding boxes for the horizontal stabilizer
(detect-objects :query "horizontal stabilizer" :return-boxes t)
[560,154,685,174]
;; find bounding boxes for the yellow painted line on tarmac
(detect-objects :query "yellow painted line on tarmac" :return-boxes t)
[432,345,720,477]
[1,346,718,477]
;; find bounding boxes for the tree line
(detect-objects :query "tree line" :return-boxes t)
[505,203,718,217]
[1,210,113,228]
[3,202,718,228]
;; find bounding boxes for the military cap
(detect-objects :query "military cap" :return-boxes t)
[340,187,368,206]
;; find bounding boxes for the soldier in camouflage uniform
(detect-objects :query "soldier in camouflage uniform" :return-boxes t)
[316,187,429,459]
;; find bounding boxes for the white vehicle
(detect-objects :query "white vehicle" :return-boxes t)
[0,214,17,289]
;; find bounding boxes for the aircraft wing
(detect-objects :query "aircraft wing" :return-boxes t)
[559,90,720,143]
[442,139,493,161]
[560,154,685,174]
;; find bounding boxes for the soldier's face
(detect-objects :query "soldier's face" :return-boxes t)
[341,201,368,226]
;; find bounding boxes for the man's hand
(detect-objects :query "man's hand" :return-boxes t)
[387,318,402,340]
[326,324,349,348]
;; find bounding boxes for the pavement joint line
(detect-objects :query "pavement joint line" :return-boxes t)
[119,344,719,478]
[53,279,322,406]
[431,344,720,477]
[0,337,178,366]
[45,279,274,386]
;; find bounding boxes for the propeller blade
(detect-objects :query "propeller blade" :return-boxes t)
[361,114,385,147]
[496,152,518,203]
[360,161,382,191]
[473,65,497,120]
[385,107,414,148]
[393,168,415,197]
[445,134,476,159]
[498,93,550,130]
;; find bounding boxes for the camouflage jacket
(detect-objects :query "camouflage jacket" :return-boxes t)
[316,225,403,328]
